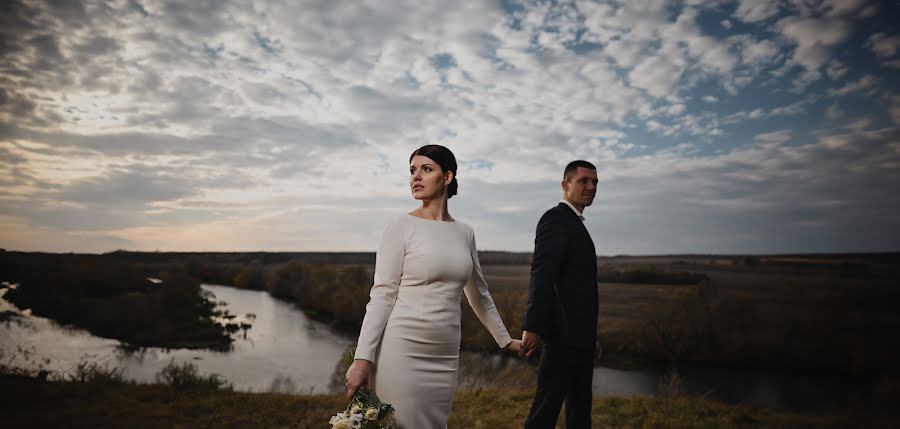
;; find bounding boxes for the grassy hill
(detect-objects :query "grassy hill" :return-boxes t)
[3,374,894,428]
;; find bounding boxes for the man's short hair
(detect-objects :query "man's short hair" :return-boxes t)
[563,160,597,181]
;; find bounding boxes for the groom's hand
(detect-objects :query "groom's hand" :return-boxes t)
[521,330,539,357]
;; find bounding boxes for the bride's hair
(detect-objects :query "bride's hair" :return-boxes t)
[409,144,458,198]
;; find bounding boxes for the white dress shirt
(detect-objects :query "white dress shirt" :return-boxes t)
[560,199,585,221]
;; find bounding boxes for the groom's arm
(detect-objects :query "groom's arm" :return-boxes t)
[523,210,564,343]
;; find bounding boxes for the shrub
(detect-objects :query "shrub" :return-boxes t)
[154,360,230,391]
[69,361,125,384]
[657,369,688,398]
[0,345,53,379]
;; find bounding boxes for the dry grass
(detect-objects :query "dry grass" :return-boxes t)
[4,376,891,429]
[476,256,900,373]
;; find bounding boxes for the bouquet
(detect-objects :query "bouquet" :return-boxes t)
[329,386,395,429]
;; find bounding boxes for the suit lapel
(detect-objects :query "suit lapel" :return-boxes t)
[557,203,590,237]
[559,203,596,262]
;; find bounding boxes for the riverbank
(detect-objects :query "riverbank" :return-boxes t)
[3,374,891,428]
[0,253,233,350]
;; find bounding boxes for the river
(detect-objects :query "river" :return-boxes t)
[0,284,863,411]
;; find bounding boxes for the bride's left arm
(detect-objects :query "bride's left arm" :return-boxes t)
[462,226,513,349]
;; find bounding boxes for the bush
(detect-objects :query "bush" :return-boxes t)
[69,361,125,385]
[0,345,53,380]
[154,360,230,391]
[657,369,688,398]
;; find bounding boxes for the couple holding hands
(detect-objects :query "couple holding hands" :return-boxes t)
[345,144,599,428]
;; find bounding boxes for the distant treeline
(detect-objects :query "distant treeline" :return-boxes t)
[597,268,709,285]
[0,252,231,350]
[224,260,526,354]
[232,261,371,329]
[108,250,898,278]
[601,253,900,278]
[104,250,534,266]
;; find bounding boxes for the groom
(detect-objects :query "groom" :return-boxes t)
[521,160,599,428]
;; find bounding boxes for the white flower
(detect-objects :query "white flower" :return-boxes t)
[329,412,346,425]
[350,405,361,414]
[349,413,364,428]
[365,408,379,420]
[331,418,352,429]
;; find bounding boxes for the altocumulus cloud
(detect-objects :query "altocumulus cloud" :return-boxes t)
[0,0,898,254]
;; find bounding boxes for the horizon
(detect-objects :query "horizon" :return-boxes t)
[1,0,899,255]
[3,247,898,258]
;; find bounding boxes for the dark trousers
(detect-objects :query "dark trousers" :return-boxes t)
[524,344,593,428]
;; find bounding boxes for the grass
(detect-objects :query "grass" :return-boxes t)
[1,375,897,428]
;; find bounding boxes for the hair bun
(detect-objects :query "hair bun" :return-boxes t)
[448,177,458,198]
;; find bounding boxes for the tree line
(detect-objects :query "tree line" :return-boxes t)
[0,252,232,350]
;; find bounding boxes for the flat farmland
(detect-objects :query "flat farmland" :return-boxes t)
[476,254,899,372]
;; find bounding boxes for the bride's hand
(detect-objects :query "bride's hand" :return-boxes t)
[506,339,523,355]
[345,359,373,397]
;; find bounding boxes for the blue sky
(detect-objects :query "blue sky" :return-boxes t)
[0,0,898,254]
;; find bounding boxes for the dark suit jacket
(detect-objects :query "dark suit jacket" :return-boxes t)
[523,203,598,350]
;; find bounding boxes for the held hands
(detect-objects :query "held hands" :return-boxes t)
[345,359,373,397]
[520,330,539,358]
[504,331,540,358]
[505,339,523,354]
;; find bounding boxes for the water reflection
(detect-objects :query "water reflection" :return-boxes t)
[593,366,659,396]
[0,284,354,393]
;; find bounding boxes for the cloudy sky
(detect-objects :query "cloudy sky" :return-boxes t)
[1,0,898,255]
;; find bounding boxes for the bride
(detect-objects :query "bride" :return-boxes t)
[345,144,523,428]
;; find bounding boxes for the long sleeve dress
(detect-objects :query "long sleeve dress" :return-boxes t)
[354,214,513,429]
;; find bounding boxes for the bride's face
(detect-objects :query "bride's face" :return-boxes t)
[409,155,451,201]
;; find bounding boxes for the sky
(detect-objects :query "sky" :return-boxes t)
[0,0,898,255]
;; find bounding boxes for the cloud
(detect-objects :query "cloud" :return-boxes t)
[49,166,197,207]
[753,129,792,144]
[725,97,814,123]
[0,0,897,254]
[777,16,853,72]
[629,55,684,98]
[733,0,783,23]
[828,74,878,96]
[736,37,782,68]
[867,33,900,59]
[825,59,849,80]
[890,96,900,125]
[825,103,844,120]
[593,125,900,253]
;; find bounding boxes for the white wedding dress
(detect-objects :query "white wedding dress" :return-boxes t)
[354,214,512,429]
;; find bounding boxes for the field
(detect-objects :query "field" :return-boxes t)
[4,374,894,429]
[476,253,900,373]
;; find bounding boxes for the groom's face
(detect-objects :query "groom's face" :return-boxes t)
[563,167,598,208]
